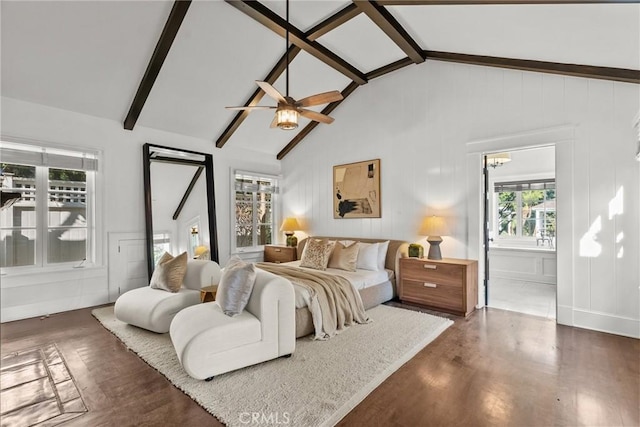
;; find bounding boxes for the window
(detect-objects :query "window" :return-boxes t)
[0,141,98,270]
[494,179,555,247]
[232,171,278,251]
[153,231,171,266]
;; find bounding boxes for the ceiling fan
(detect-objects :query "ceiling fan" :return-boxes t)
[225,0,343,130]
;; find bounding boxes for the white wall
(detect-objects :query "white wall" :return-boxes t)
[0,96,280,322]
[280,61,640,338]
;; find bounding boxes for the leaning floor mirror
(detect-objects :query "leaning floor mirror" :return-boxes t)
[143,143,219,280]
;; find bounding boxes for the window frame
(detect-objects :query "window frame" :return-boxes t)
[493,178,556,248]
[230,170,280,254]
[0,137,101,273]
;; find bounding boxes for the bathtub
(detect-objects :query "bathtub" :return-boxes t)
[489,245,557,285]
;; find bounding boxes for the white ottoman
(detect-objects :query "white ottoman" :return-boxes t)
[114,260,221,333]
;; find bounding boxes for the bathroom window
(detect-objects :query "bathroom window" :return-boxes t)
[495,179,555,247]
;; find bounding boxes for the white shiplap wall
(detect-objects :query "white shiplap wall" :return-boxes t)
[0,97,280,322]
[280,61,640,338]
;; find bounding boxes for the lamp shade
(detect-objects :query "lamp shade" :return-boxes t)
[194,245,209,257]
[276,107,299,130]
[419,216,449,237]
[280,217,300,232]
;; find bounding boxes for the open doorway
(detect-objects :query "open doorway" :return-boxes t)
[485,146,557,319]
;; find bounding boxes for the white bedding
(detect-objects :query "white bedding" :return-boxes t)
[279,260,394,309]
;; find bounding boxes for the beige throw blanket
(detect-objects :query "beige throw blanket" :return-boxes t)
[256,263,370,340]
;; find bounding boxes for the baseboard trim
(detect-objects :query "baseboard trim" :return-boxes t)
[562,308,639,339]
[0,294,108,323]
[556,305,573,326]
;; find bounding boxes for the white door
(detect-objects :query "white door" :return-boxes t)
[108,233,147,302]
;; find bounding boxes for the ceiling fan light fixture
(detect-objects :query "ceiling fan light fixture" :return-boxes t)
[276,106,299,130]
[224,0,341,130]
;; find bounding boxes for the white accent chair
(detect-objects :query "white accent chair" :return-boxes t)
[170,268,295,380]
[114,260,221,333]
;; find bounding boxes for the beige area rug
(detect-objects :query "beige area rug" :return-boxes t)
[92,304,452,427]
[0,344,87,427]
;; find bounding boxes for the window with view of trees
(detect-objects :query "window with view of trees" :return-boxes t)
[495,179,556,247]
[233,172,277,250]
[1,142,97,269]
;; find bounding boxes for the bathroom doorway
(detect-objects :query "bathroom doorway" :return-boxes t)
[485,146,557,319]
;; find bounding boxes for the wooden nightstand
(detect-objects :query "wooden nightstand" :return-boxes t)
[399,257,478,317]
[200,285,218,303]
[264,245,297,263]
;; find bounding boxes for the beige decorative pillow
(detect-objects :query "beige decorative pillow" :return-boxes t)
[300,239,335,261]
[325,240,336,259]
[328,241,359,272]
[150,252,188,293]
[216,255,257,317]
[300,238,332,271]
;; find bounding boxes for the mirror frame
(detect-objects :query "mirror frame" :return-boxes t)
[143,143,219,280]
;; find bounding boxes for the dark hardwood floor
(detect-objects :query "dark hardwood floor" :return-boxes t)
[1,303,638,426]
[0,305,218,426]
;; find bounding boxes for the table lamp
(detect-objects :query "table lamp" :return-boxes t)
[419,216,449,260]
[280,217,300,247]
[194,245,210,260]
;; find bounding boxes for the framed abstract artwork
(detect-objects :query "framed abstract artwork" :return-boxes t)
[333,159,381,219]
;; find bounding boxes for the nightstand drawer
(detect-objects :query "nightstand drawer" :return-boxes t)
[399,257,478,316]
[401,260,463,286]
[264,245,297,263]
[401,279,463,311]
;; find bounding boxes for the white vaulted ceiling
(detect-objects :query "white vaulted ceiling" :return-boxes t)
[1,1,639,157]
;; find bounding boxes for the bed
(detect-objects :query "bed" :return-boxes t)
[259,236,408,338]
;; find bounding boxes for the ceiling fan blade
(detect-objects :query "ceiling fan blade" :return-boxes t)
[299,109,335,124]
[270,114,279,128]
[225,106,276,111]
[256,81,285,103]
[296,91,343,107]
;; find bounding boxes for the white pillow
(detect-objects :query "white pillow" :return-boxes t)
[356,242,380,271]
[216,256,257,317]
[377,240,390,271]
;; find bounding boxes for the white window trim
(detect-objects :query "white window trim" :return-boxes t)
[230,169,280,255]
[493,179,556,245]
[0,135,103,274]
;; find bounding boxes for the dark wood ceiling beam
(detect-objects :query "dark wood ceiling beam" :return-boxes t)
[355,1,425,64]
[306,3,361,39]
[277,46,640,158]
[276,57,413,159]
[150,156,205,166]
[226,0,367,85]
[172,166,204,220]
[425,50,640,84]
[124,0,191,130]
[216,45,301,148]
[277,82,360,160]
[216,3,362,148]
[366,57,415,79]
[378,0,635,4]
